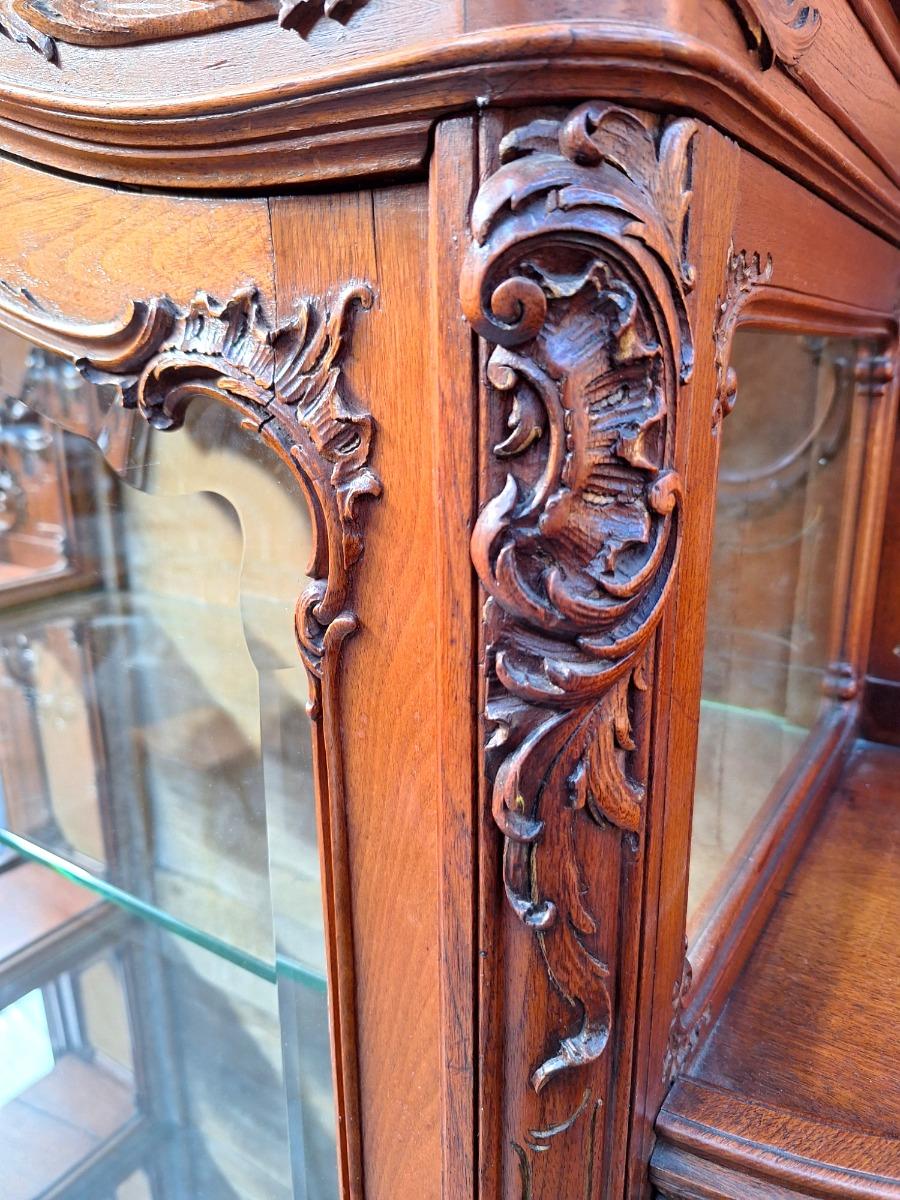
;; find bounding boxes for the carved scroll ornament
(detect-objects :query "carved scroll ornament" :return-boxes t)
[461,103,694,1190]
[0,0,363,62]
[728,0,822,70]
[712,243,773,430]
[0,280,379,691]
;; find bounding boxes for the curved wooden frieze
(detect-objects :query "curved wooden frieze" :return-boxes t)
[0,0,362,61]
[461,102,694,1194]
[712,244,773,431]
[728,0,822,70]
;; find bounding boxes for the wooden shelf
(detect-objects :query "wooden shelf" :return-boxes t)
[653,741,900,1198]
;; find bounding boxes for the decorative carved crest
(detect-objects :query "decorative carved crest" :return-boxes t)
[461,103,694,1194]
[0,280,379,685]
[713,244,773,430]
[0,0,362,61]
[728,0,822,70]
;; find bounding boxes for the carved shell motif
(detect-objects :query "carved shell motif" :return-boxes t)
[461,102,694,1176]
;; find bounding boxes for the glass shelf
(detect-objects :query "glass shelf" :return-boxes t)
[0,853,318,1200]
[0,588,325,993]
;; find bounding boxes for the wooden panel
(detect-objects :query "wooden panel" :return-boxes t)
[626,122,740,1200]
[270,184,444,1200]
[0,155,275,323]
[428,117,478,1200]
[733,148,900,316]
[787,0,899,186]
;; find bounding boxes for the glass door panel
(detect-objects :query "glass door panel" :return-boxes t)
[688,331,867,931]
[0,329,337,1198]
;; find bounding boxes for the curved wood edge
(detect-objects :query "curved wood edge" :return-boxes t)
[0,25,896,242]
[0,279,380,1200]
[653,1078,900,1199]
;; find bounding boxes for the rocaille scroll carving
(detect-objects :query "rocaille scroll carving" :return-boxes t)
[728,0,822,71]
[712,243,773,430]
[460,102,694,1185]
[0,0,364,62]
[0,280,379,691]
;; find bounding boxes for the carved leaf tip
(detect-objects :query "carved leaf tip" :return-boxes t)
[0,2,57,61]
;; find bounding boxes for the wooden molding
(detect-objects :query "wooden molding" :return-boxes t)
[0,279,379,1198]
[0,26,896,243]
[461,102,694,1198]
[0,0,363,61]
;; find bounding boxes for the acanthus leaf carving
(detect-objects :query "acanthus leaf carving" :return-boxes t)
[461,102,694,1193]
[728,0,822,70]
[712,243,773,430]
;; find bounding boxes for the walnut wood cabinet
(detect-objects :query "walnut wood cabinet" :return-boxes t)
[0,3,897,1200]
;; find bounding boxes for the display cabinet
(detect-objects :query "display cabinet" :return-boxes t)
[0,3,897,1199]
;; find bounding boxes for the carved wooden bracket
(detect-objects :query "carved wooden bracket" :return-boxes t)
[460,102,695,1196]
[712,244,773,431]
[727,0,822,71]
[0,0,363,62]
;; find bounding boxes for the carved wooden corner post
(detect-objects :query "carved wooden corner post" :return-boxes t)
[460,104,695,1199]
[0,278,378,1198]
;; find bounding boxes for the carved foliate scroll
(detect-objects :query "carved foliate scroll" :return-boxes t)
[461,103,694,1196]
[712,244,773,430]
[728,0,822,70]
[0,280,378,703]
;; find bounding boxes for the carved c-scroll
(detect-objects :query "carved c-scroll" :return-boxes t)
[460,103,694,1193]
[712,244,773,431]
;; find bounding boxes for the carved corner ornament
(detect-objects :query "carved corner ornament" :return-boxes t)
[728,0,822,71]
[663,950,711,1084]
[0,279,379,693]
[460,103,695,1194]
[712,243,773,431]
[0,0,363,62]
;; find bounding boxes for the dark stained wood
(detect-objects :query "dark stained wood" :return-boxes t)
[464,101,694,1200]
[653,742,900,1198]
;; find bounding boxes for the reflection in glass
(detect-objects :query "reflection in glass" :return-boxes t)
[0,329,337,1197]
[689,332,864,927]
